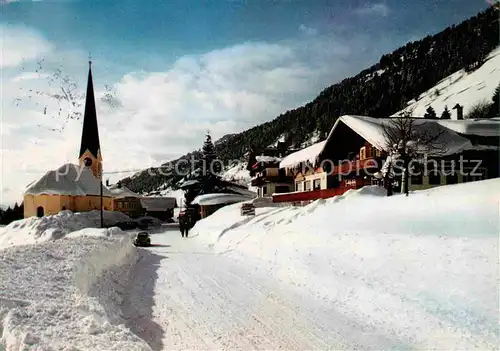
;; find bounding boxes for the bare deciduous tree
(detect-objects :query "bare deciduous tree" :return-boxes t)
[381,110,448,196]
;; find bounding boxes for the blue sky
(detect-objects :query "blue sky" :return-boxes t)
[0,0,492,205]
[1,0,489,75]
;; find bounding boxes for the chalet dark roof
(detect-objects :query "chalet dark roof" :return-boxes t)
[79,61,101,159]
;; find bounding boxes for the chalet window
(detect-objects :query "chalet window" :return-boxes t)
[304,180,311,191]
[428,171,441,185]
[410,174,423,185]
[278,168,286,177]
[262,186,267,195]
[360,147,366,160]
[275,186,289,193]
[446,172,458,185]
[313,179,321,190]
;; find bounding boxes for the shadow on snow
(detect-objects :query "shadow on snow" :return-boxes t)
[122,249,167,351]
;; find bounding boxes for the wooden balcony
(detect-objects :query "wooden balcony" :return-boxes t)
[251,175,294,187]
[332,157,380,175]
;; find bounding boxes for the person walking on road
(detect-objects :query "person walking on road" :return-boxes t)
[179,213,187,237]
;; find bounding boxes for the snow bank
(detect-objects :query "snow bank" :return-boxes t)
[0,210,131,249]
[0,236,151,350]
[192,180,500,349]
[192,193,254,206]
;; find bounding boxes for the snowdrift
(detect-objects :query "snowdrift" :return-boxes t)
[0,236,151,350]
[192,180,500,349]
[0,210,131,249]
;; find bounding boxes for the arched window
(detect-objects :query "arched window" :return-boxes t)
[36,206,44,217]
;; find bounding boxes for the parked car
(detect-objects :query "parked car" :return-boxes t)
[133,232,151,247]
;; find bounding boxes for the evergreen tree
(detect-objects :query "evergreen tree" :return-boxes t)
[4,207,13,224]
[201,132,220,177]
[440,105,451,119]
[424,106,437,119]
[488,83,500,117]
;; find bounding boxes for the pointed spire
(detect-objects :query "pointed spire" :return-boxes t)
[79,58,101,159]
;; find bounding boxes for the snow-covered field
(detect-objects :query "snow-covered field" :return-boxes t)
[1,179,499,350]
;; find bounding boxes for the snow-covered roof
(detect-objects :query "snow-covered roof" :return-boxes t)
[331,115,475,156]
[24,164,113,197]
[435,119,500,137]
[279,141,326,169]
[255,156,281,163]
[108,184,141,198]
[225,185,257,198]
[140,197,176,211]
[191,193,254,206]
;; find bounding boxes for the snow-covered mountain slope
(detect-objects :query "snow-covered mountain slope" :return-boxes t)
[394,46,500,117]
[220,162,251,186]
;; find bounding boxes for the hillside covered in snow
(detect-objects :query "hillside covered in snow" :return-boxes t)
[121,6,499,195]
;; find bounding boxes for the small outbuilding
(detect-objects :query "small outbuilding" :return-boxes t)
[140,197,177,221]
[191,193,255,218]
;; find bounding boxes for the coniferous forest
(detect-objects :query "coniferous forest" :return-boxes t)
[121,6,499,195]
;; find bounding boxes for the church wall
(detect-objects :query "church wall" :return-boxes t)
[23,194,69,218]
[23,194,113,218]
[73,195,113,212]
[59,195,75,211]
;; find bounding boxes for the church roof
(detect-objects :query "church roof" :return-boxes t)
[79,61,101,159]
[24,164,112,197]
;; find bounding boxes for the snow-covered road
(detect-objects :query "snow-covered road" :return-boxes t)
[125,225,393,351]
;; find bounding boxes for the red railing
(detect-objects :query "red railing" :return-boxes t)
[272,187,350,203]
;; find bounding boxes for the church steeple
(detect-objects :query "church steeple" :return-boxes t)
[79,58,102,178]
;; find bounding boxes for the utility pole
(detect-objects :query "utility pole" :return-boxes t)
[100,167,104,228]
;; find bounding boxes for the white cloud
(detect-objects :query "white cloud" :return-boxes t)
[299,24,318,36]
[0,24,54,68]
[0,23,395,206]
[354,2,390,17]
